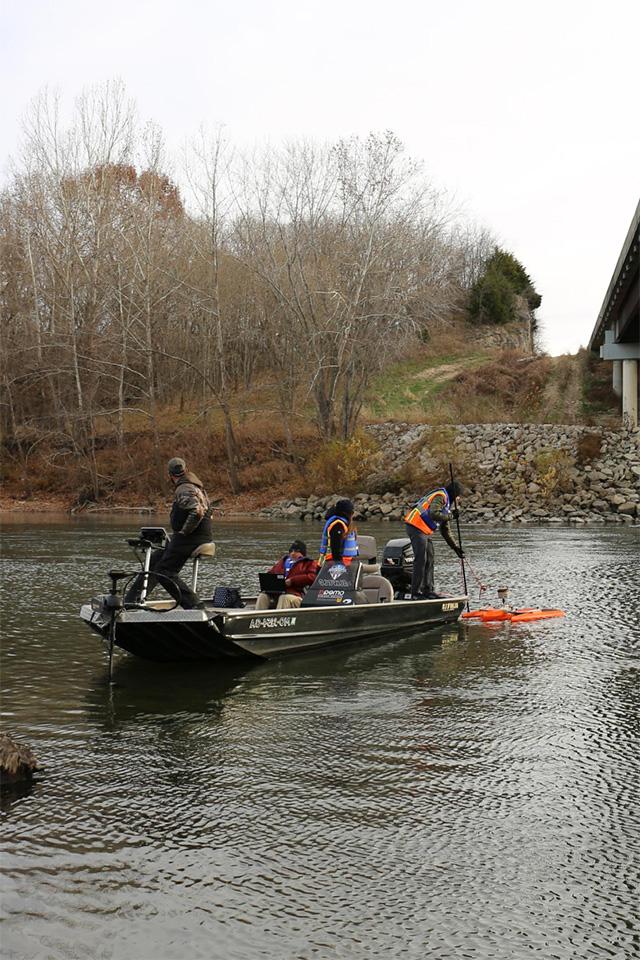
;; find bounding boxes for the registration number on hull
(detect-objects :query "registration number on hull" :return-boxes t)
[248,616,297,629]
[441,602,459,612]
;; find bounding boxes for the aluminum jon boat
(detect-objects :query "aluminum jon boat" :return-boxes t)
[79,529,467,662]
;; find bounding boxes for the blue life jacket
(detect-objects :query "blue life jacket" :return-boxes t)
[319,515,359,561]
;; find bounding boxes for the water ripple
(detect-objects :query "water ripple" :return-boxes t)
[1,519,639,959]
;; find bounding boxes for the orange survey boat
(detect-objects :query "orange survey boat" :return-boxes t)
[461,608,565,623]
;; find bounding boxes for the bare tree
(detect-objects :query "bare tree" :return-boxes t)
[1,83,501,502]
[233,133,456,437]
[183,127,240,491]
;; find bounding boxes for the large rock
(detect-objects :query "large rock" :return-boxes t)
[0,733,38,785]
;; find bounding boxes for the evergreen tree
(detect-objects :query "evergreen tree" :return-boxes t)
[469,248,541,325]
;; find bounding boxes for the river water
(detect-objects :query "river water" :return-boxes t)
[1,516,638,960]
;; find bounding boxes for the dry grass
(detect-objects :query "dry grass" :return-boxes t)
[390,425,475,493]
[441,352,552,422]
[0,733,38,777]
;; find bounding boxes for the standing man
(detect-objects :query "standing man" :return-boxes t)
[125,457,213,609]
[318,499,359,565]
[255,540,319,610]
[404,481,466,599]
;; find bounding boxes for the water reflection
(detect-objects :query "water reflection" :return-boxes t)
[86,659,254,730]
[0,779,40,813]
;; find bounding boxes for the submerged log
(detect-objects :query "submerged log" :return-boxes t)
[0,733,39,785]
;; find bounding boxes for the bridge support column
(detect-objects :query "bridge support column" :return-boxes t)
[612,360,622,397]
[622,359,638,429]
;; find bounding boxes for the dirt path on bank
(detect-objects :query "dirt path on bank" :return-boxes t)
[412,357,488,383]
[539,356,584,423]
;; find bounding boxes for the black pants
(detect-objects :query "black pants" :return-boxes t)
[125,534,203,608]
[406,524,435,596]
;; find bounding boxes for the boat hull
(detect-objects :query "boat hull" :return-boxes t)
[80,596,466,662]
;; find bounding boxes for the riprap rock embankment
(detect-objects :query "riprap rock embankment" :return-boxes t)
[261,424,640,525]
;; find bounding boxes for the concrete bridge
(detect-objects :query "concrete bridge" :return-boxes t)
[588,199,640,428]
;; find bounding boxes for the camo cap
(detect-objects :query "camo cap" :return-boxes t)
[167,457,187,476]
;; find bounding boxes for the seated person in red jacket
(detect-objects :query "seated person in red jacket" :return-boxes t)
[255,540,320,610]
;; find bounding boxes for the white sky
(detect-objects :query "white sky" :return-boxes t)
[2,0,638,355]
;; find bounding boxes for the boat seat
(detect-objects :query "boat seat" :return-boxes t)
[190,542,216,559]
[357,535,381,575]
[362,574,394,604]
[190,542,216,592]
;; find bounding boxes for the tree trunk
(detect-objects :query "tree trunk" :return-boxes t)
[220,400,239,493]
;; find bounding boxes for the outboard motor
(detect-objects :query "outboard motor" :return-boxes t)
[381,538,414,598]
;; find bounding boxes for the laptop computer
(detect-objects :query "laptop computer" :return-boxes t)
[259,572,287,594]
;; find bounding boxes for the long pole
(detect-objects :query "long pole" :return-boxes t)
[108,611,116,684]
[449,462,470,611]
[106,569,126,685]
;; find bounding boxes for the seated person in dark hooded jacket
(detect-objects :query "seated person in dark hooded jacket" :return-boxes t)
[125,457,213,609]
[255,539,319,610]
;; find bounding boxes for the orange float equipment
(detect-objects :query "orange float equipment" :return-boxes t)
[461,608,511,622]
[461,608,565,623]
[509,609,565,622]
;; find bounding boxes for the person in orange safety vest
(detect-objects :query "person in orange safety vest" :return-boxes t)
[403,481,467,599]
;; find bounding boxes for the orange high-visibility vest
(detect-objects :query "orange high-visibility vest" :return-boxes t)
[404,488,450,535]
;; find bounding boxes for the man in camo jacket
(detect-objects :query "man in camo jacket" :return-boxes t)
[125,457,213,609]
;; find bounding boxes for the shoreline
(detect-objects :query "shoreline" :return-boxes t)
[1,499,637,526]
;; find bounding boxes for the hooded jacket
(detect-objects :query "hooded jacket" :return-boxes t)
[268,555,320,598]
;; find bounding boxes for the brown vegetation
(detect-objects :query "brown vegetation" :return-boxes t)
[1,415,320,508]
[305,432,383,495]
[390,426,475,494]
[1,83,503,508]
[446,351,552,421]
[531,449,575,498]
[576,431,603,463]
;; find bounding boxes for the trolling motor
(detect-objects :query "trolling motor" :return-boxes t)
[126,528,168,603]
[102,570,128,683]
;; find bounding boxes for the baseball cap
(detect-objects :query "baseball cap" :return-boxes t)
[167,457,187,476]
